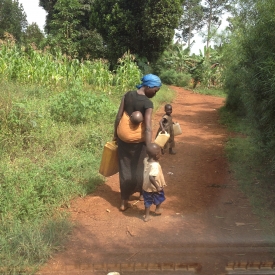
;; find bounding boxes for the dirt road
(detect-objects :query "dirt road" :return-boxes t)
[37,87,275,275]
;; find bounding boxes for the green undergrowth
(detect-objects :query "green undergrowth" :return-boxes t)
[192,87,226,97]
[219,106,275,239]
[0,80,174,273]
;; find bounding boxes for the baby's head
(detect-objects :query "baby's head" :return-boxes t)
[147,143,161,160]
[130,111,144,125]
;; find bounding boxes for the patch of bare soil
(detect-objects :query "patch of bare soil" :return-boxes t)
[37,87,275,275]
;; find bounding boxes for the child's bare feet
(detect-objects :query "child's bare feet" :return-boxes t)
[143,215,151,222]
[155,207,163,215]
[169,148,176,155]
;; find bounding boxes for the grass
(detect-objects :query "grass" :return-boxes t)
[0,45,177,272]
[219,106,275,238]
[192,87,227,97]
[152,85,176,112]
[0,216,72,274]
[0,77,175,273]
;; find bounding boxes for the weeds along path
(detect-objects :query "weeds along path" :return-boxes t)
[37,87,275,275]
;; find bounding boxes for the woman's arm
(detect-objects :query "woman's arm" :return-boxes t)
[144,107,153,146]
[113,95,125,140]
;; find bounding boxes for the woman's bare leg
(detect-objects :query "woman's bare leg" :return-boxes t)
[120,200,129,211]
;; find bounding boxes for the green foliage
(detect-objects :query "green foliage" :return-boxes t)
[152,43,224,89]
[0,50,176,271]
[220,107,275,232]
[0,82,110,271]
[0,217,72,273]
[177,0,204,47]
[50,86,117,124]
[23,23,45,49]
[91,0,182,65]
[201,0,232,49]
[114,51,142,92]
[48,0,83,58]
[193,87,226,97]
[159,69,191,87]
[0,43,142,93]
[151,85,176,111]
[40,0,105,60]
[224,0,275,172]
[0,0,27,43]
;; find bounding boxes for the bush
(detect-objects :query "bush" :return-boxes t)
[50,86,117,124]
[159,69,191,87]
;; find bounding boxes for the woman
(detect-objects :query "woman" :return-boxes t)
[113,74,162,211]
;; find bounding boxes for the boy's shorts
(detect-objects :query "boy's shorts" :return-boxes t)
[143,190,166,208]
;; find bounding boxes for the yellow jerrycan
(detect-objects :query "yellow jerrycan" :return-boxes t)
[99,141,119,177]
[173,122,182,136]
[154,131,170,148]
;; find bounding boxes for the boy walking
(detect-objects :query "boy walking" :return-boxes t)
[156,104,176,155]
[143,143,167,222]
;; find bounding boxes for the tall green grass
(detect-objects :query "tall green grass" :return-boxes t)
[0,81,110,273]
[0,43,141,94]
[192,87,227,97]
[219,107,275,237]
[0,45,176,273]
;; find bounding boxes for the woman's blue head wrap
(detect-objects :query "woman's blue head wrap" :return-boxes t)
[136,74,162,89]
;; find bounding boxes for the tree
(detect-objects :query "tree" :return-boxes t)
[223,0,275,172]
[48,0,83,57]
[39,0,58,33]
[91,0,182,66]
[177,0,204,48]
[202,0,231,49]
[23,23,45,48]
[0,0,28,43]
[40,0,105,59]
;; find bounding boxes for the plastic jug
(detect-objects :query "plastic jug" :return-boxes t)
[99,141,119,177]
[173,122,182,136]
[154,131,170,148]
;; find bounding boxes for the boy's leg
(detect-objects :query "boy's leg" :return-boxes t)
[168,140,176,154]
[143,191,153,221]
[144,206,151,222]
[155,203,163,215]
[153,190,165,215]
[169,148,176,154]
[139,190,144,201]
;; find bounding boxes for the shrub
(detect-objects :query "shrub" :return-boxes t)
[50,86,117,124]
[159,69,191,87]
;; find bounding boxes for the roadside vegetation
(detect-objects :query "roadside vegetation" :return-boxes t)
[1,0,275,273]
[219,107,275,238]
[0,44,175,274]
[218,0,275,237]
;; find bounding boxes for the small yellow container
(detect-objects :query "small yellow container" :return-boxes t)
[99,141,119,177]
[154,131,170,148]
[173,122,182,136]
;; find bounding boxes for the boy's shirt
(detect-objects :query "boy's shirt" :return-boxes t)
[143,158,167,192]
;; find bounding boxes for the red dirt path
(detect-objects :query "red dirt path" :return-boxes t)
[37,87,274,275]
